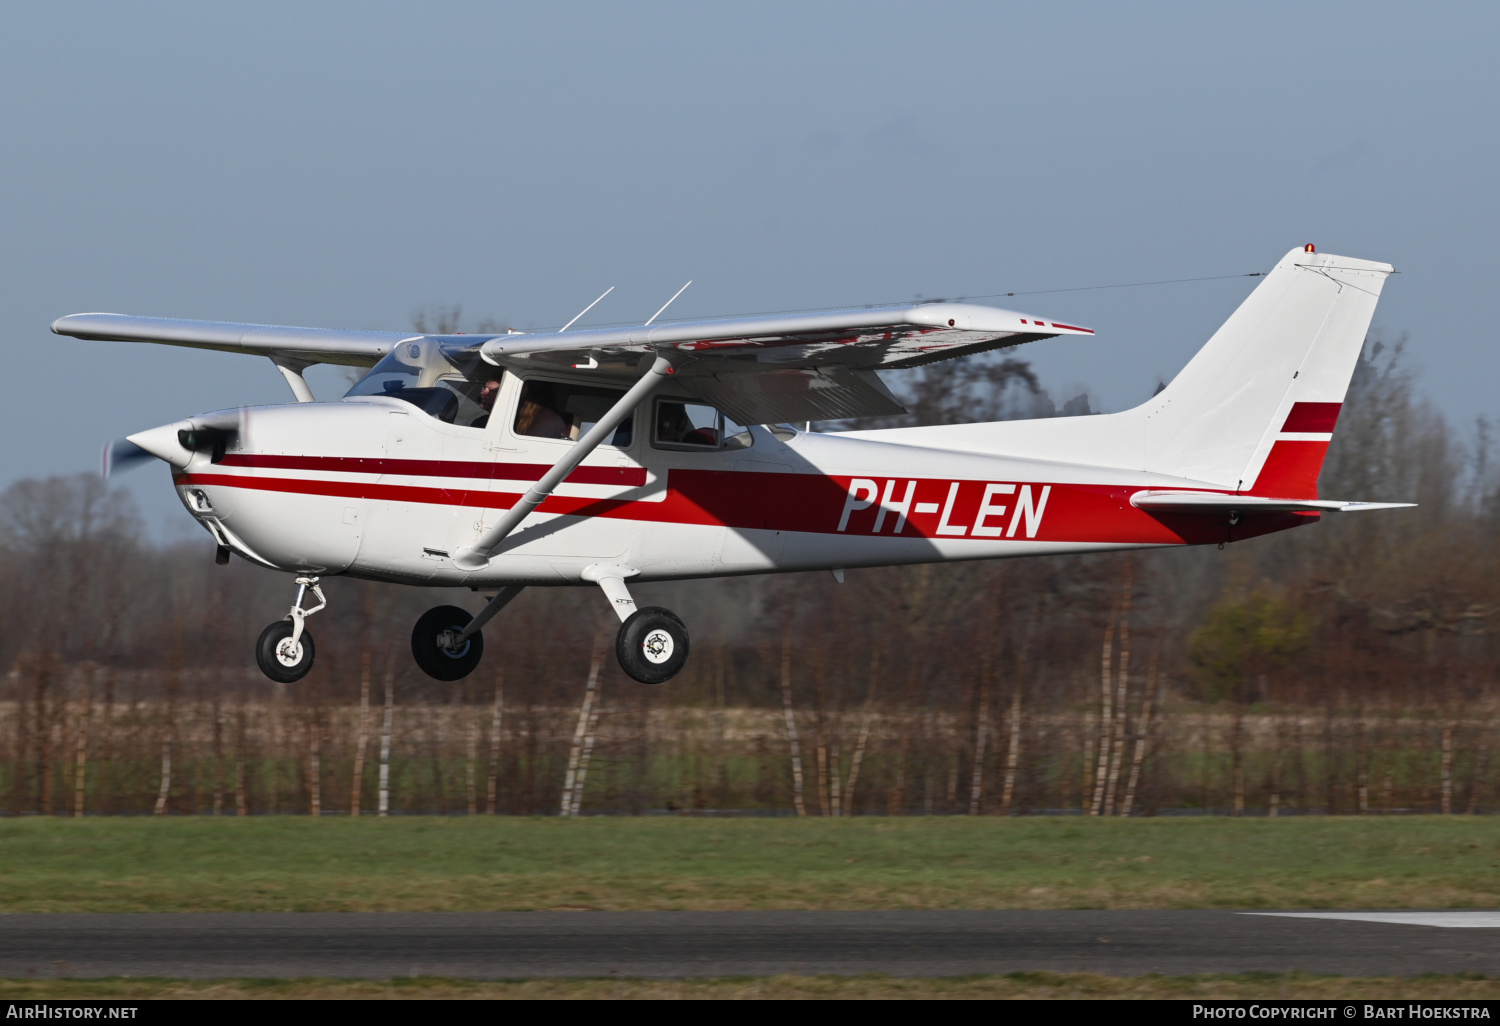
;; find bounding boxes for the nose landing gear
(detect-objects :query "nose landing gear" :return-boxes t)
[254,576,325,683]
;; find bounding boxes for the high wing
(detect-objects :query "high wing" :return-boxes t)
[480,301,1093,424]
[52,300,1093,423]
[51,312,410,367]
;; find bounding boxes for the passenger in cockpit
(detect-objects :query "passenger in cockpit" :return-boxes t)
[514,382,572,439]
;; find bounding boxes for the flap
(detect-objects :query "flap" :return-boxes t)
[685,366,906,425]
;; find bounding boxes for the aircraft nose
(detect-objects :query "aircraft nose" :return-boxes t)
[126,420,194,469]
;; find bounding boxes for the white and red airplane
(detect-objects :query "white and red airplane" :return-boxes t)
[55,245,1409,685]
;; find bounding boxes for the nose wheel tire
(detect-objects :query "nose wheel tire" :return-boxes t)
[411,605,485,681]
[255,620,316,683]
[616,606,689,684]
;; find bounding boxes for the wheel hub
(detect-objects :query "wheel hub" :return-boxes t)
[641,628,674,664]
[275,638,304,667]
[436,628,471,658]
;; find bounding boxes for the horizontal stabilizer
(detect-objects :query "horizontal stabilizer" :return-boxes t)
[1131,490,1415,514]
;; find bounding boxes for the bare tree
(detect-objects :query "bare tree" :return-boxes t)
[780,630,807,817]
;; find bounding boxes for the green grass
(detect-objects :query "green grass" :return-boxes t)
[0,815,1497,913]
[3,973,1499,1000]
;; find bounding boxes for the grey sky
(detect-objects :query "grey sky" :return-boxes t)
[3,2,1495,531]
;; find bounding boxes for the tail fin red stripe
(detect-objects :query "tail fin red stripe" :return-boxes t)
[1281,401,1342,433]
[1250,440,1329,499]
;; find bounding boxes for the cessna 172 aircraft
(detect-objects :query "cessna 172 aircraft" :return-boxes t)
[54,245,1408,686]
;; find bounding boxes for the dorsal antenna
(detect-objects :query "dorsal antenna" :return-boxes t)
[644,281,693,326]
[559,286,614,332]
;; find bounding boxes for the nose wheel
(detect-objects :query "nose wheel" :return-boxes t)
[411,605,486,681]
[254,576,325,683]
[256,620,316,682]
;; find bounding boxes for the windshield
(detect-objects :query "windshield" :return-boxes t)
[344,339,499,428]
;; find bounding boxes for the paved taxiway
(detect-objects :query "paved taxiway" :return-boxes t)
[2,911,1496,979]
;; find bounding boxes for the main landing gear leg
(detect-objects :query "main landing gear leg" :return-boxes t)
[255,576,325,683]
[583,564,689,685]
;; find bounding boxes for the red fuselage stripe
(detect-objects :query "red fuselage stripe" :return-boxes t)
[178,468,1315,548]
[217,453,647,487]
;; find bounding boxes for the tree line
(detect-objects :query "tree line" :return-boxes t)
[3,337,1496,816]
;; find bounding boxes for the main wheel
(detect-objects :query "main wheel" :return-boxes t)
[256,620,315,683]
[616,606,689,684]
[411,605,485,681]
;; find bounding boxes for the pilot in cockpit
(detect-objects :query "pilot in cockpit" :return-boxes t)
[470,378,503,429]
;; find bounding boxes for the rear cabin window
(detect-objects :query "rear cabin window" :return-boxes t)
[652,399,752,451]
[513,380,633,447]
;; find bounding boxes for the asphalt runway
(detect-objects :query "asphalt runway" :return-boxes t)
[2,911,1497,979]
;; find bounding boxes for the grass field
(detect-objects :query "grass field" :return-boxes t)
[1,973,1498,1000]
[1,815,1498,912]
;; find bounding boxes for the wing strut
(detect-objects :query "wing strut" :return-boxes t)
[269,356,316,403]
[451,355,676,571]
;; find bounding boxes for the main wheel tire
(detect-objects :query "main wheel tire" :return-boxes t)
[411,604,485,681]
[616,606,689,684]
[256,620,315,683]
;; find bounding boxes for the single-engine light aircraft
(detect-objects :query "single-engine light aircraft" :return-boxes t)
[55,245,1410,685]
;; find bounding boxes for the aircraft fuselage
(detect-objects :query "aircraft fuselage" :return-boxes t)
[169,385,1311,588]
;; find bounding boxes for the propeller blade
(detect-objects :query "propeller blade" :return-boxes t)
[101,439,156,479]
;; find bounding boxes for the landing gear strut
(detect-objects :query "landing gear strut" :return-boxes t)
[254,576,325,683]
[584,564,690,684]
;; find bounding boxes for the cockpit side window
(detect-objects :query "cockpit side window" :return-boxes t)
[513,379,633,447]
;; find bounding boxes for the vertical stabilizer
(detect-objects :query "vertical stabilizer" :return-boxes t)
[1138,246,1394,495]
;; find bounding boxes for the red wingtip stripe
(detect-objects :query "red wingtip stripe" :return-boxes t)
[1048,322,1094,334]
[1281,401,1342,433]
